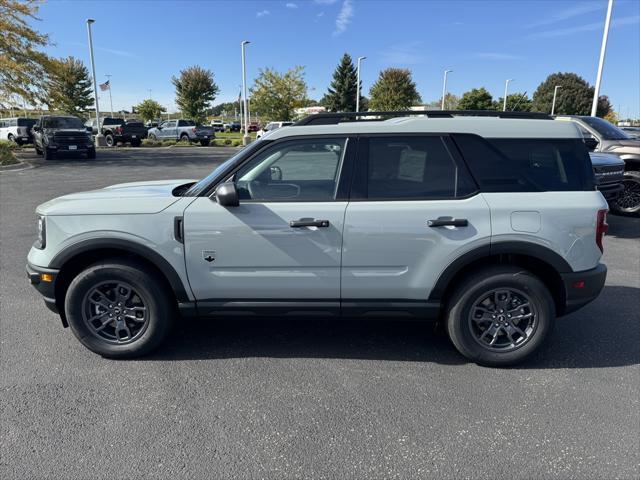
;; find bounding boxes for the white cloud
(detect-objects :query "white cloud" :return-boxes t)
[286,2,298,8]
[527,3,603,28]
[379,41,425,65]
[474,52,524,61]
[256,9,270,18]
[529,15,640,38]
[333,0,353,36]
[314,0,339,4]
[317,11,325,17]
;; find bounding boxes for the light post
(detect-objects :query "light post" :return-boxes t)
[86,19,105,146]
[147,89,152,100]
[241,40,250,145]
[591,0,614,117]
[356,56,366,113]
[503,78,514,111]
[105,74,114,117]
[441,69,452,110]
[551,85,561,115]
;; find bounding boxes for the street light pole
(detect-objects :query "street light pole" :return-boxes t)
[551,85,561,115]
[105,74,114,117]
[591,0,614,117]
[241,40,251,145]
[356,56,366,113]
[503,79,514,111]
[441,69,452,110]
[86,19,105,146]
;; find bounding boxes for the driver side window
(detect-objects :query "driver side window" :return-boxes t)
[235,138,346,202]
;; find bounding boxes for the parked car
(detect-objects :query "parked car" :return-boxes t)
[256,121,293,139]
[210,120,225,132]
[147,119,215,146]
[225,121,241,133]
[247,121,260,133]
[32,115,96,160]
[27,110,608,366]
[0,117,37,145]
[85,117,147,147]
[619,126,640,140]
[590,152,626,203]
[556,115,640,215]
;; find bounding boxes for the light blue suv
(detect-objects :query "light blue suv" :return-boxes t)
[27,111,609,366]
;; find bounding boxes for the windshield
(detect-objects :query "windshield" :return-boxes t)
[17,118,37,127]
[43,117,85,129]
[581,117,631,140]
[184,141,266,196]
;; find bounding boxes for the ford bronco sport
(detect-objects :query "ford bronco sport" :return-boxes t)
[27,111,608,366]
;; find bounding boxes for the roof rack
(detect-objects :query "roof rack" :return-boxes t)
[294,110,552,126]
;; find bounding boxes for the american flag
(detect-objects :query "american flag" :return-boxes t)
[99,80,110,91]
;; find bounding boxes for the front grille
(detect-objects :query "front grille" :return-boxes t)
[53,132,88,145]
[594,166,624,185]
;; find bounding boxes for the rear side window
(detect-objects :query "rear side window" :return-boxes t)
[364,136,476,200]
[452,134,593,192]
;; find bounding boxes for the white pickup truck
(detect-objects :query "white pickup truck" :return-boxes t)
[147,119,215,146]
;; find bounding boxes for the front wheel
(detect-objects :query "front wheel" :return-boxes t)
[64,260,174,358]
[87,147,96,159]
[180,134,190,144]
[105,133,115,147]
[446,266,555,367]
[611,170,640,216]
[43,147,55,160]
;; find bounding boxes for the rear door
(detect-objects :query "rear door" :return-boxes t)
[183,136,355,312]
[341,135,492,307]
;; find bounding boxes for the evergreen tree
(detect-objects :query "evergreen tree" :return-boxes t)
[45,56,94,115]
[531,72,611,116]
[324,53,360,112]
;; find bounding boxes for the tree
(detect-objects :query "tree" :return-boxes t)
[531,72,611,116]
[324,53,362,112]
[172,66,219,123]
[493,92,532,112]
[44,57,94,115]
[135,99,165,123]
[368,68,421,111]
[250,66,308,121]
[439,93,460,110]
[210,101,241,117]
[604,110,618,125]
[458,88,495,110]
[0,0,51,105]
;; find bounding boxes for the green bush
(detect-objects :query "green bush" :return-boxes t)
[232,140,242,147]
[163,140,177,146]
[141,138,162,147]
[0,141,20,166]
[224,139,232,145]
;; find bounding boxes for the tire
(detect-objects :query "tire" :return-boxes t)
[64,260,174,358]
[105,133,115,147]
[43,148,55,160]
[611,170,640,216]
[35,146,43,155]
[148,133,157,141]
[200,139,210,146]
[87,147,96,159]
[130,139,141,147]
[8,134,17,144]
[180,134,190,143]
[445,266,555,367]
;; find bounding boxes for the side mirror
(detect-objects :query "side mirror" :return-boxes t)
[86,126,93,133]
[215,181,239,207]
[584,137,599,151]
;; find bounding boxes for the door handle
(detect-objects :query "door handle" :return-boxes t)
[289,219,330,228]
[427,217,468,227]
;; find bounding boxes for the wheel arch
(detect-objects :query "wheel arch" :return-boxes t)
[429,242,571,316]
[50,239,191,323]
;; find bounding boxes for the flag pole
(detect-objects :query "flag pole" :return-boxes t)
[105,75,114,117]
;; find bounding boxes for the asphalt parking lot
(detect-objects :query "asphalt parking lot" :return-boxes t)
[1,148,639,479]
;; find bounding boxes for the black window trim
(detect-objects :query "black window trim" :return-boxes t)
[350,132,480,202]
[203,134,357,203]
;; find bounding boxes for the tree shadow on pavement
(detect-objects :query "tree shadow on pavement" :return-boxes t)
[146,285,640,369]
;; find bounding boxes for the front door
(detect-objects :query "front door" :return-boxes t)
[183,136,353,313]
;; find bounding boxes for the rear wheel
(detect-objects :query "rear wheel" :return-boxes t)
[611,170,640,216]
[180,134,190,144]
[148,133,157,141]
[130,138,141,147]
[105,133,115,147]
[200,139,210,146]
[35,145,43,155]
[43,147,55,160]
[64,260,174,358]
[446,266,555,367]
[87,147,96,159]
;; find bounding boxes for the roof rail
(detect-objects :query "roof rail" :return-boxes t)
[294,110,552,126]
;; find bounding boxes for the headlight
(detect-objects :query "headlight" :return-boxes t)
[35,215,46,249]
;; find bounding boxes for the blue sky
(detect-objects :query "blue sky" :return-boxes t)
[33,0,640,117]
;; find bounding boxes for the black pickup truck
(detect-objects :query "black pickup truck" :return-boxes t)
[85,117,147,147]
[32,115,96,160]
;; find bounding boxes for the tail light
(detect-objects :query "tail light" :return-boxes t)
[115,126,123,134]
[596,209,608,253]
[192,128,197,134]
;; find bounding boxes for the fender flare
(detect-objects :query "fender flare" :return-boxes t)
[428,241,572,302]
[49,238,191,302]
